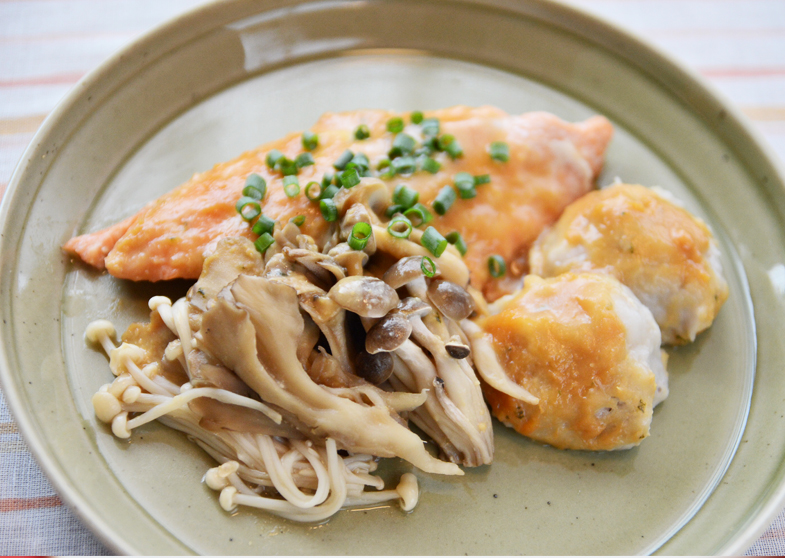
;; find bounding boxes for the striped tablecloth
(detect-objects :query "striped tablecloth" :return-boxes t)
[1,0,784,554]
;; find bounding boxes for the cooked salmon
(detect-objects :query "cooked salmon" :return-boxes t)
[64,106,612,298]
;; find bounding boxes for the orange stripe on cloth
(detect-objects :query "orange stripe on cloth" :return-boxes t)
[0,114,46,135]
[701,67,785,78]
[0,422,19,435]
[0,495,62,513]
[742,106,785,121]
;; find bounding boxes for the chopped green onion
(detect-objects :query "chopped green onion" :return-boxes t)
[254,232,275,254]
[302,131,318,151]
[320,184,340,200]
[244,174,267,199]
[283,175,300,197]
[236,196,260,216]
[446,231,468,256]
[348,222,372,250]
[389,133,416,158]
[421,156,441,174]
[392,156,417,175]
[387,215,413,239]
[277,157,298,176]
[489,141,510,162]
[354,124,371,140]
[385,204,405,218]
[305,181,322,201]
[421,118,440,138]
[432,185,457,215]
[421,256,437,277]
[386,117,404,133]
[237,200,261,221]
[252,214,275,236]
[437,134,455,150]
[393,184,419,208]
[474,174,491,186]
[320,198,338,222]
[403,203,433,227]
[488,254,506,278]
[445,139,464,160]
[321,171,335,188]
[454,172,477,199]
[243,185,264,200]
[350,152,370,171]
[340,167,361,188]
[295,152,315,169]
[266,149,284,168]
[411,111,424,124]
[414,144,434,157]
[333,149,354,170]
[377,158,391,171]
[290,215,306,227]
[422,226,448,257]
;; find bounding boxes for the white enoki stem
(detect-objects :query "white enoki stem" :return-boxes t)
[125,387,281,431]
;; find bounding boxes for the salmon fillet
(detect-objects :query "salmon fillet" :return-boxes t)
[64,106,613,297]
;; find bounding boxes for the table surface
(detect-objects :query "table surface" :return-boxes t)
[2,0,785,555]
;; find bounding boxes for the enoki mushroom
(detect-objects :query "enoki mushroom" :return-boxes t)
[87,307,418,522]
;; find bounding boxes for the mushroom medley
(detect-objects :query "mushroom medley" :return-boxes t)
[88,178,533,521]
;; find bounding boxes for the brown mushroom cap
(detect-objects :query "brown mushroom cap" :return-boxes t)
[328,276,400,318]
[366,313,413,354]
[354,350,394,385]
[427,279,474,321]
[383,256,440,289]
[445,335,471,359]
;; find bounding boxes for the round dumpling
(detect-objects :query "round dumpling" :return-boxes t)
[529,183,728,344]
[479,272,668,451]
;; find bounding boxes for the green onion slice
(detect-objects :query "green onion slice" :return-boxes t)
[393,184,419,208]
[421,156,441,174]
[354,124,371,140]
[304,181,322,201]
[445,139,464,160]
[254,232,275,254]
[340,167,361,188]
[377,158,391,171]
[321,171,335,188]
[252,214,275,236]
[320,184,339,200]
[350,152,370,171]
[295,152,315,169]
[320,198,338,222]
[389,133,416,158]
[387,215,413,239]
[421,226,448,257]
[385,204,404,218]
[266,149,284,168]
[391,156,416,175]
[421,256,437,277]
[348,222,372,250]
[432,185,457,215]
[445,231,468,256]
[243,184,264,200]
[411,111,424,124]
[421,118,440,138]
[236,195,259,214]
[403,203,433,227]
[283,175,300,198]
[489,141,510,162]
[244,174,267,198]
[290,215,306,227]
[474,174,491,186]
[454,172,477,199]
[386,117,404,133]
[302,131,318,151]
[277,157,298,176]
[333,149,354,170]
[237,200,261,222]
[488,254,506,278]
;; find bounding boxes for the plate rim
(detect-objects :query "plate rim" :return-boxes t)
[0,0,783,554]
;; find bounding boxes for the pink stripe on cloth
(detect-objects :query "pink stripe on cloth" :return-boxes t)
[0,72,85,88]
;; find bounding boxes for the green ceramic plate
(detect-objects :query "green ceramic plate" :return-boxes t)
[1,0,783,554]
